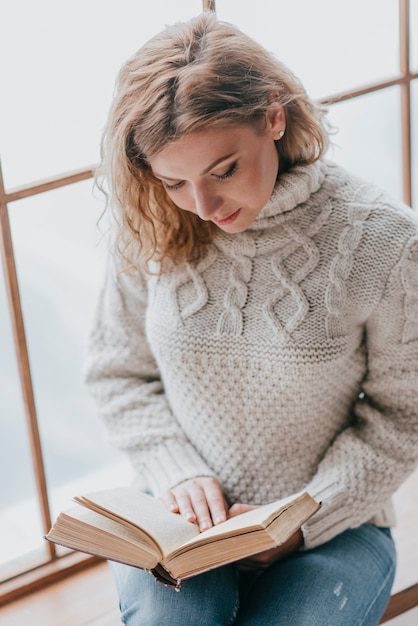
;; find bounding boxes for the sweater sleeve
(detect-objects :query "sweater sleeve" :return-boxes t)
[303,233,418,549]
[83,252,215,496]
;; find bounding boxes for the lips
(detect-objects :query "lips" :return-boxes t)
[213,208,241,226]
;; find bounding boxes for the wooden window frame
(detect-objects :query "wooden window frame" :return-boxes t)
[0,0,416,606]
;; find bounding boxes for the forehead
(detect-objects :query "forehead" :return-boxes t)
[150,123,260,178]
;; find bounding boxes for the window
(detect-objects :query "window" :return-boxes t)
[0,0,416,602]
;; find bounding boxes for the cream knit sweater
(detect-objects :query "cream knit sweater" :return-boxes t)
[85,160,418,549]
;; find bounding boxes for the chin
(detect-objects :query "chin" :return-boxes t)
[217,222,251,234]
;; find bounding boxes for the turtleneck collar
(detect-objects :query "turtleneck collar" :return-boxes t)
[247,160,327,231]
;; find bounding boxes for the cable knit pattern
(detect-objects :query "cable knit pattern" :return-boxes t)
[267,222,319,343]
[168,245,218,324]
[217,236,255,336]
[325,185,380,338]
[84,160,418,550]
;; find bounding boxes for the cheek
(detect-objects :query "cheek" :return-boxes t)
[250,154,277,197]
[237,170,260,201]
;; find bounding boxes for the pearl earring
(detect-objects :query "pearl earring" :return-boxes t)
[278,130,285,139]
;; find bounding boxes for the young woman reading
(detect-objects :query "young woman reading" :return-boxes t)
[84,12,418,625]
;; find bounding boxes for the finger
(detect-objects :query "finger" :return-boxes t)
[186,486,214,531]
[177,478,225,531]
[159,490,179,513]
[173,488,198,524]
[203,481,228,526]
[167,477,228,531]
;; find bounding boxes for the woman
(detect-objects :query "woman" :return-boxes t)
[85,11,418,625]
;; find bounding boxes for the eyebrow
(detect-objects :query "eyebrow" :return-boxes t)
[153,153,236,181]
[201,153,235,175]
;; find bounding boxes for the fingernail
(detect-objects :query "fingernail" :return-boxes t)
[185,512,196,522]
[214,514,226,525]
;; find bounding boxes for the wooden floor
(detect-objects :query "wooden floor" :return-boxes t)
[0,562,120,626]
[1,468,417,626]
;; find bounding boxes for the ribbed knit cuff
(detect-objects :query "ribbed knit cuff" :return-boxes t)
[128,441,216,497]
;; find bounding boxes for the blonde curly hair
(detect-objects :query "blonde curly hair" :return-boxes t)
[97,11,329,271]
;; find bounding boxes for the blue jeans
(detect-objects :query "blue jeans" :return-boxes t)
[109,523,396,625]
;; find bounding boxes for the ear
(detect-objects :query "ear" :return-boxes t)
[266,105,286,140]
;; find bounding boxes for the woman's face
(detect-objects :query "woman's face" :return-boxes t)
[150,107,285,233]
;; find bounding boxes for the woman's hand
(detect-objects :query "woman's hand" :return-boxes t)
[160,476,228,532]
[228,502,304,569]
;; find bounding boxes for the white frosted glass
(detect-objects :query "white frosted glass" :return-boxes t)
[412,0,418,70]
[0,255,45,570]
[412,80,418,209]
[326,87,403,201]
[216,0,399,99]
[8,179,124,495]
[0,0,202,187]
[0,262,38,499]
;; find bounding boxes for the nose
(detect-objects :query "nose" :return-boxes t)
[193,186,223,221]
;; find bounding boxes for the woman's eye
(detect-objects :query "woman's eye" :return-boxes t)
[163,180,184,191]
[162,162,237,191]
[215,162,237,181]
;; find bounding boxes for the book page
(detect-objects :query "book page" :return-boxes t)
[47,506,160,569]
[75,487,200,557]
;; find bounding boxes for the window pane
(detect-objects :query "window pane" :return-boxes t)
[0,250,45,576]
[412,0,418,70]
[9,180,121,478]
[326,87,403,201]
[216,0,399,99]
[0,0,202,188]
[8,180,133,530]
[412,79,418,209]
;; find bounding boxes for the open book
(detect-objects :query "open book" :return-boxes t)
[46,487,320,588]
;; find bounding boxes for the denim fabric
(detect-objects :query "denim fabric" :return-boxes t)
[109,523,395,625]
